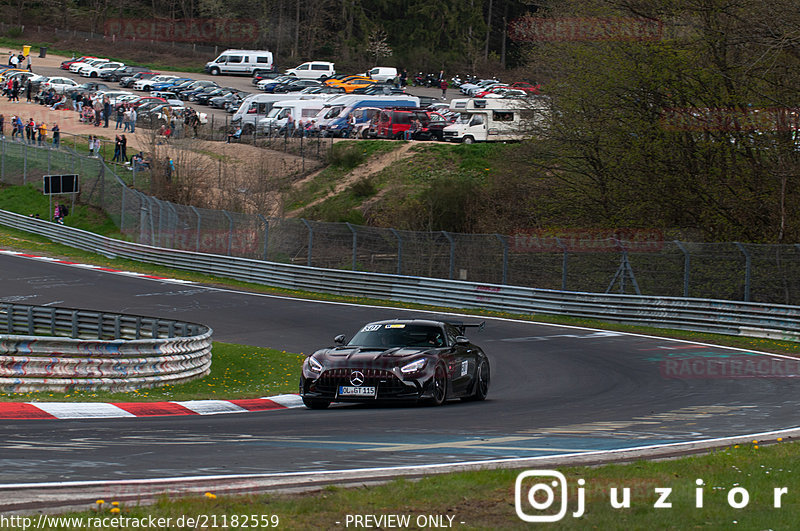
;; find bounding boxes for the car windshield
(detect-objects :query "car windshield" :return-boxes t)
[347,324,446,348]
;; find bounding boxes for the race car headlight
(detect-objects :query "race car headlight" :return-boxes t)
[401,358,427,374]
[307,356,323,373]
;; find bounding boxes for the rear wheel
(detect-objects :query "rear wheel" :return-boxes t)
[302,397,331,409]
[426,363,448,406]
[463,360,490,402]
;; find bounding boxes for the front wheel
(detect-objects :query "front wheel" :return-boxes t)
[426,363,448,406]
[462,136,475,145]
[302,397,331,409]
[210,67,220,76]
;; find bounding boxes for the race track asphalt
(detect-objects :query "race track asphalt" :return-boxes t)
[1,253,798,484]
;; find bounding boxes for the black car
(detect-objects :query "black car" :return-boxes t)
[175,80,218,99]
[66,82,110,96]
[101,65,151,83]
[273,79,322,93]
[119,72,157,88]
[300,319,490,409]
[352,85,406,95]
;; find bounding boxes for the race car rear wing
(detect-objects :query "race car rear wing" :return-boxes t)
[445,321,486,334]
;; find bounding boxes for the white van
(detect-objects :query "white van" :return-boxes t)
[285,61,335,80]
[364,67,397,83]
[257,99,327,133]
[231,93,330,132]
[205,49,274,76]
[442,98,548,143]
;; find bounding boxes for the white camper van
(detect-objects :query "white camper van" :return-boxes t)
[442,98,548,143]
[205,50,274,76]
[257,99,328,133]
[231,93,329,132]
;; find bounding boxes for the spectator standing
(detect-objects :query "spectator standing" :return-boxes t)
[11,79,19,102]
[120,134,128,162]
[165,157,174,181]
[93,99,103,126]
[37,121,47,146]
[25,118,34,143]
[122,108,131,132]
[115,105,124,129]
[9,53,18,68]
[52,123,60,149]
[26,55,31,71]
[129,108,136,133]
[25,81,32,103]
[103,97,111,128]
[440,79,448,100]
[112,135,122,162]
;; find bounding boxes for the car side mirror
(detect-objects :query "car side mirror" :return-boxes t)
[334,334,346,345]
[455,336,470,346]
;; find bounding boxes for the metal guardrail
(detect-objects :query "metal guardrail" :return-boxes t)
[1,208,799,344]
[0,301,212,392]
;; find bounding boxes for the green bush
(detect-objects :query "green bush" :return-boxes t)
[327,143,366,169]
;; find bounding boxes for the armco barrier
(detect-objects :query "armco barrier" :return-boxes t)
[0,301,212,392]
[1,209,800,343]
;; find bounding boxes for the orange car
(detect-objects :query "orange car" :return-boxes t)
[325,75,372,87]
[340,79,379,92]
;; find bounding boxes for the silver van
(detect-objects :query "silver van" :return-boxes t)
[205,49,274,76]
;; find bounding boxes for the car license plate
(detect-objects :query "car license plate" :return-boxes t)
[338,386,376,397]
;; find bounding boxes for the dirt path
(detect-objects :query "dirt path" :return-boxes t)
[287,142,417,216]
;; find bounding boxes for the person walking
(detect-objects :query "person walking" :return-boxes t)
[25,118,34,144]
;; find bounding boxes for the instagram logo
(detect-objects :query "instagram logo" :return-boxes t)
[515,470,585,522]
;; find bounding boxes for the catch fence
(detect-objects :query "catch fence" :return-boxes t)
[1,138,799,305]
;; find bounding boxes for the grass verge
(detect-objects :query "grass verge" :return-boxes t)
[32,439,799,529]
[0,342,304,402]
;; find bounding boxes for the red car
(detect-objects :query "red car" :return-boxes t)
[509,81,541,94]
[124,96,167,109]
[60,56,99,70]
[375,109,446,140]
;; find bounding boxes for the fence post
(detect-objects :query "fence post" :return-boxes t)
[442,231,455,280]
[555,237,568,291]
[494,234,508,285]
[674,240,691,298]
[156,198,164,246]
[257,214,269,260]
[301,218,313,267]
[1,139,5,181]
[346,222,357,270]
[23,143,27,184]
[223,210,234,256]
[190,206,201,252]
[47,145,51,173]
[390,228,403,276]
[120,185,126,232]
[735,242,752,302]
